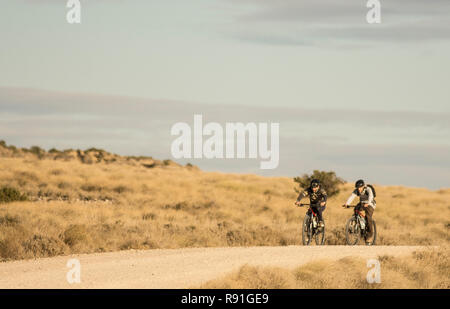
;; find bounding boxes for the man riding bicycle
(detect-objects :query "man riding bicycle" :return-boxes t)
[342,179,376,244]
[294,179,327,228]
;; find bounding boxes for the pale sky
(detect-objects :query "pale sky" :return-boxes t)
[1,0,449,189]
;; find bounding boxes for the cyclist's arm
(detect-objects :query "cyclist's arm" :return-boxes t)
[367,187,374,206]
[320,189,327,205]
[345,193,357,206]
[296,190,308,202]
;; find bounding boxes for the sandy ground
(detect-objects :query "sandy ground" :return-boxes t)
[0,246,428,288]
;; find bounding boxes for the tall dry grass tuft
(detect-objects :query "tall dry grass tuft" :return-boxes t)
[200,264,296,289]
[201,247,450,289]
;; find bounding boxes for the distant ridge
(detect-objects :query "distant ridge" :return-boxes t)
[0,140,196,170]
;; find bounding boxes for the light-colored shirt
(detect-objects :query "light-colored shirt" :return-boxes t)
[345,186,376,209]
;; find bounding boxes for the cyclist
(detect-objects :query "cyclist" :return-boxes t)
[294,179,327,228]
[342,179,376,244]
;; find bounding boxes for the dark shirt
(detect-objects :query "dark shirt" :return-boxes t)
[296,187,327,205]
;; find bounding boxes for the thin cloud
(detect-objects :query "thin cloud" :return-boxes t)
[1,87,448,129]
[222,0,450,46]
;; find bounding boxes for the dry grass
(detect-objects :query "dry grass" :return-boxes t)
[0,155,449,261]
[200,247,450,289]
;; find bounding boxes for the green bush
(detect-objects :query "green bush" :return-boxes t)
[85,147,105,153]
[29,146,45,159]
[48,148,60,154]
[0,187,28,203]
[8,145,18,153]
[293,170,345,198]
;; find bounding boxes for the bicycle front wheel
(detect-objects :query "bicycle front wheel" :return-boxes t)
[345,216,360,245]
[315,220,325,245]
[302,215,312,245]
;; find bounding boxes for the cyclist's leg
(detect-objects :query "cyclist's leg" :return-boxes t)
[365,205,374,238]
[311,204,323,222]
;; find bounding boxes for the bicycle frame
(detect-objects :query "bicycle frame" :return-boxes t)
[298,203,325,245]
[298,203,318,217]
[299,203,319,228]
[347,205,368,235]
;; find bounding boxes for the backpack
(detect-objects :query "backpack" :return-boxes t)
[367,184,376,198]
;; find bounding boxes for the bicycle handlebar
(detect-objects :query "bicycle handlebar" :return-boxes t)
[343,204,369,208]
[296,203,328,207]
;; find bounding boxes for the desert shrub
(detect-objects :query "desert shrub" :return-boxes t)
[0,214,21,226]
[50,169,63,176]
[163,159,171,166]
[142,213,156,220]
[29,146,45,159]
[48,148,60,154]
[8,145,18,153]
[15,170,39,182]
[119,240,141,250]
[63,224,88,247]
[0,238,24,260]
[85,147,105,153]
[113,185,130,194]
[293,170,345,197]
[142,163,156,168]
[57,182,71,189]
[164,201,188,210]
[81,184,103,192]
[0,187,28,203]
[23,235,67,258]
[0,140,6,148]
[185,163,198,169]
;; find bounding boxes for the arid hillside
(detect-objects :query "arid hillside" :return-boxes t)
[0,141,448,261]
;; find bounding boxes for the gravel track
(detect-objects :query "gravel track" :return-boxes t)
[0,246,428,288]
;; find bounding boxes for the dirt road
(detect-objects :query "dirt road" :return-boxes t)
[0,246,427,288]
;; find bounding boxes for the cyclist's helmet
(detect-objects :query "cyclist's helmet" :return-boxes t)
[355,179,365,188]
[310,179,320,188]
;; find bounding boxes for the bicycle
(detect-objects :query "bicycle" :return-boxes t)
[297,203,325,246]
[344,205,377,246]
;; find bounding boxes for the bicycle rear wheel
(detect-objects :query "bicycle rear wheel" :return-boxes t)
[302,215,312,245]
[345,217,360,245]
